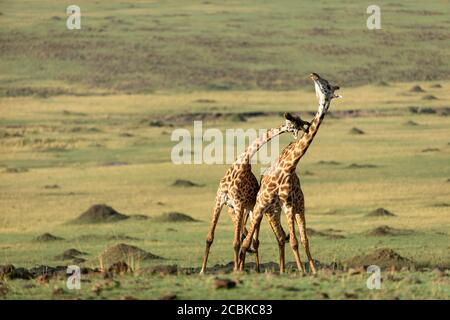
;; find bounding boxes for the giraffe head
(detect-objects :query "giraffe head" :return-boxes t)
[309,73,341,112]
[283,112,311,139]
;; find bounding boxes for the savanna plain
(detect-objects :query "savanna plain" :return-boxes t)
[0,0,449,299]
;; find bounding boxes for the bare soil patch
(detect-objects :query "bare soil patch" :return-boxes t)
[43,184,60,189]
[432,203,449,208]
[404,120,419,126]
[366,208,396,217]
[4,167,28,173]
[71,204,129,224]
[74,234,139,241]
[97,243,162,267]
[214,278,237,289]
[34,233,64,242]
[365,225,414,237]
[154,212,199,222]
[409,85,425,92]
[172,179,203,187]
[422,148,440,152]
[349,127,365,135]
[54,249,88,262]
[347,163,378,169]
[318,160,341,165]
[307,228,345,239]
[422,95,438,100]
[344,248,414,269]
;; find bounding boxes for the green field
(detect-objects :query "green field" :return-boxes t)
[0,0,449,300]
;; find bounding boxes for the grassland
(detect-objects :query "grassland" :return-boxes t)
[0,0,449,300]
[1,81,449,299]
[1,0,449,95]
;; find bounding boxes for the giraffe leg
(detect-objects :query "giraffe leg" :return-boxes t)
[243,209,260,271]
[285,206,305,274]
[295,214,316,274]
[200,195,224,274]
[251,214,261,272]
[231,206,245,272]
[266,210,286,274]
[240,210,250,245]
[238,203,266,271]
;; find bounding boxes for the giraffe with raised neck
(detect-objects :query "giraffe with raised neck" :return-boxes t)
[200,113,311,274]
[238,73,341,274]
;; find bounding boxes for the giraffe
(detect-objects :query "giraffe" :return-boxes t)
[200,113,311,274]
[238,73,341,274]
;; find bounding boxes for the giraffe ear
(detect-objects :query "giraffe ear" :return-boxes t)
[284,112,295,121]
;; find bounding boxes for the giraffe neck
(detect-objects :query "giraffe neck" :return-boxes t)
[285,106,327,170]
[235,125,286,165]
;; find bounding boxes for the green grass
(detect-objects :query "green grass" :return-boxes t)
[0,0,449,300]
[3,271,448,300]
[1,0,449,95]
[0,81,449,299]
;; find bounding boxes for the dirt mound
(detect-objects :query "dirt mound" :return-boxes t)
[366,208,396,217]
[404,120,419,126]
[154,212,199,222]
[422,148,440,152]
[307,228,345,239]
[349,127,365,135]
[344,248,414,269]
[433,203,449,208]
[413,107,437,114]
[44,184,60,189]
[318,160,341,165]
[214,278,237,289]
[430,84,442,88]
[422,95,437,100]
[54,249,87,261]
[34,233,64,242]
[366,225,413,237]
[75,234,139,241]
[171,179,202,187]
[72,204,129,224]
[97,243,162,267]
[409,85,425,92]
[347,163,377,169]
[306,228,326,236]
[4,167,28,173]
